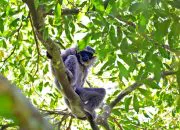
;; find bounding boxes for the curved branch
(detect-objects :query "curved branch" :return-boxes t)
[96,71,176,129]
[110,71,177,109]
[110,82,141,108]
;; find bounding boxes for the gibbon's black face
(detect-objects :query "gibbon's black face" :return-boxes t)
[77,50,96,67]
[79,51,93,62]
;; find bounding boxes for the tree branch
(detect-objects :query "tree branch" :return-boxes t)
[112,117,124,130]
[40,109,72,117]
[46,8,79,16]
[0,46,16,63]
[110,71,177,108]
[110,82,141,108]
[86,80,92,88]
[56,115,69,129]
[86,112,99,130]
[22,0,95,127]
[95,71,176,128]
[0,75,53,130]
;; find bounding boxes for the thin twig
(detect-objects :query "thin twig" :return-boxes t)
[29,12,41,75]
[66,117,73,130]
[46,8,79,16]
[0,21,22,63]
[56,115,69,130]
[112,117,123,130]
[0,46,16,70]
[86,80,92,88]
[40,109,71,116]
[0,46,16,63]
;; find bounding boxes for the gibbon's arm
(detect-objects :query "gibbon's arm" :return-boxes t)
[64,55,80,87]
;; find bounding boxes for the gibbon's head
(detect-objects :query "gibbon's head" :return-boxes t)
[77,46,97,67]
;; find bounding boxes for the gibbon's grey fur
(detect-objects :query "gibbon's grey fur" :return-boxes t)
[48,46,106,119]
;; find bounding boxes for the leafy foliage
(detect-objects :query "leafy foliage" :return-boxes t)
[0,0,180,129]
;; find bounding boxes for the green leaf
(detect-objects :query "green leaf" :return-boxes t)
[120,38,129,53]
[143,79,160,89]
[0,18,4,32]
[133,94,139,113]
[111,90,120,97]
[70,21,75,34]
[109,26,117,47]
[43,27,49,41]
[158,46,170,59]
[78,33,92,49]
[144,47,154,62]
[136,67,148,81]
[118,61,129,79]
[118,54,134,68]
[10,18,19,27]
[38,82,43,92]
[151,54,162,82]
[33,98,38,105]
[43,64,49,74]
[28,73,35,82]
[92,19,103,26]
[129,2,143,13]
[44,82,50,87]
[77,23,88,30]
[138,88,151,97]
[168,0,180,9]
[54,3,61,25]
[97,61,109,75]
[112,109,121,116]
[154,19,171,41]
[92,0,104,12]
[20,66,25,77]
[65,22,73,43]
[138,14,148,33]
[0,39,7,48]
[0,0,8,6]
[92,32,101,40]
[124,96,132,112]
[143,111,150,118]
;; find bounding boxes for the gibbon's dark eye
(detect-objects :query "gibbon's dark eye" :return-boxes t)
[79,51,93,62]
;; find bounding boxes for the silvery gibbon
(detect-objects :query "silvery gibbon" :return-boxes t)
[47,46,106,119]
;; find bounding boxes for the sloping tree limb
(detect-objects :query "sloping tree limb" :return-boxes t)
[96,71,177,129]
[0,75,53,130]
[110,82,141,108]
[110,71,177,108]
[22,0,84,117]
[22,0,99,129]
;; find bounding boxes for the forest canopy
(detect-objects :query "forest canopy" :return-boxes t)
[0,0,180,130]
